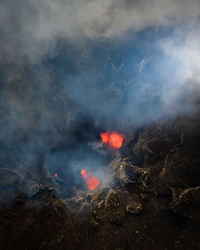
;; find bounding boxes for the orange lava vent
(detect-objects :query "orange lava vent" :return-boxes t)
[100,132,123,149]
[80,168,100,191]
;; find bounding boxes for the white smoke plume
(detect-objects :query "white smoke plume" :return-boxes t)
[0,0,200,63]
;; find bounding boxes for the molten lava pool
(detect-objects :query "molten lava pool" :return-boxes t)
[80,169,100,191]
[100,132,123,149]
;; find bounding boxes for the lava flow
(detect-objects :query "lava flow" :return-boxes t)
[80,169,100,191]
[100,132,123,149]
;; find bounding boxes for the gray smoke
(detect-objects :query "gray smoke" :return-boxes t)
[0,0,200,203]
[0,0,200,62]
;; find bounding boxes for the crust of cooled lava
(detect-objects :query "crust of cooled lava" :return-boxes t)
[1,114,200,250]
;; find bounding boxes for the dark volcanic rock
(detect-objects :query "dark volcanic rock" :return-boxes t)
[126,201,142,215]
[1,114,200,249]
[170,186,200,224]
[105,190,125,223]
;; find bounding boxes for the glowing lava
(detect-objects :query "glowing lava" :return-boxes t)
[100,132,123,149]
[80,168,100,191]
[100,132,109,143]
[80,169,88,179]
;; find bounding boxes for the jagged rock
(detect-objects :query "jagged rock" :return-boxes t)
[133,166,150,187]
[104,190,124,223]
[92,187,144,223]
[92,189,125,223]
[170,186,200,222]
[93,199,106,220]
[110,157,150,187]
[132,126,178,165]
[91,187,110,204]
[78,202,92,217]
[116,159,135,185]
[116,190,143,215]
[126,201,142,215]
[159,147,200,188]
[23,181,40,197]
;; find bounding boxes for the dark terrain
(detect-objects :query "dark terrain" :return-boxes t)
[0,112,200,250]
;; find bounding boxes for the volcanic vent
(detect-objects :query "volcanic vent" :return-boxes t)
[44,116,125,200]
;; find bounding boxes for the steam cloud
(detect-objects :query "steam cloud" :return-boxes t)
[0,0,200,61]
[0,0,200,201]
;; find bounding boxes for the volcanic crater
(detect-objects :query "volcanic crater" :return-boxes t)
[1,112,200,250]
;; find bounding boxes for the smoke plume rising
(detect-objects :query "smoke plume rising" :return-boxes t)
[0,0,200,202]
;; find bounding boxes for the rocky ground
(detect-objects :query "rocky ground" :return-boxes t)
[1,113,200,250]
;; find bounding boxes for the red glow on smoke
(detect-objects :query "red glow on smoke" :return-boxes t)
[80,168,100,191]
[54,172,58,177]
[100,132,123,149]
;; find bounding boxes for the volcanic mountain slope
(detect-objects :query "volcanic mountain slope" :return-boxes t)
[0,114,200,250]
